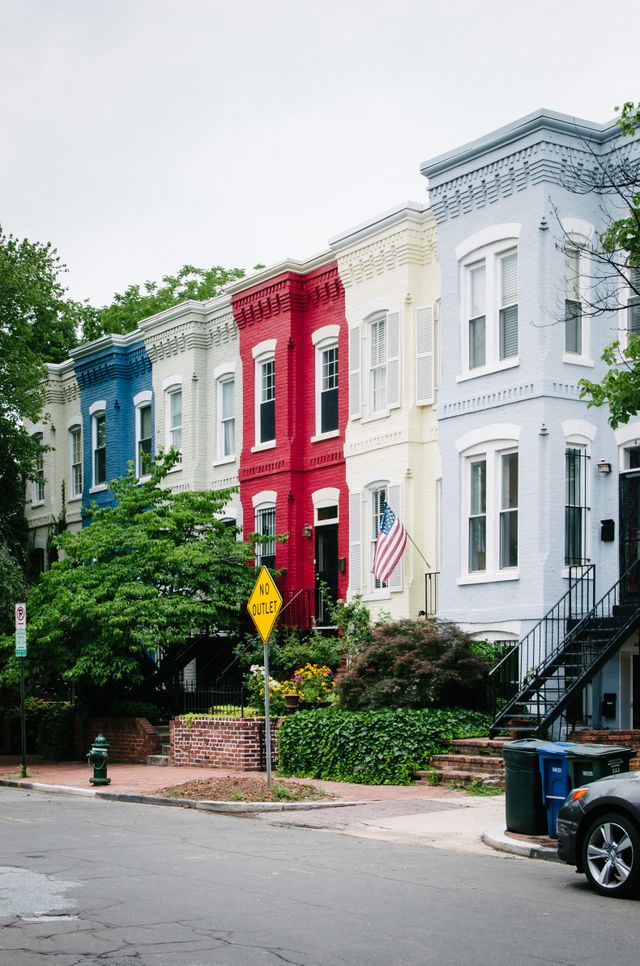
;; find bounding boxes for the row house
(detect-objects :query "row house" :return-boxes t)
[229,255,349,625]
[421,109,640,734]
[330,203,440,620]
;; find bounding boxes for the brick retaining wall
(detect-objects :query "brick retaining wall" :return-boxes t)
[573,730,640,770]
[171,717,278,769]
[74,717,161,763]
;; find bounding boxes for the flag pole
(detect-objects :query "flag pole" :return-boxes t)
[406,530,432,571]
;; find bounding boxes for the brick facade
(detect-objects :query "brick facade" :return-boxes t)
[171,716,278,769]
[573,730,640,770]
[75,716,161,763]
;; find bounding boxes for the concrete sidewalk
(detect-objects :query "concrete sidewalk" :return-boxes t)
[0,755,559,861]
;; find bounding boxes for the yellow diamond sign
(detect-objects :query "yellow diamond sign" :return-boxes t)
[247,566,283,643]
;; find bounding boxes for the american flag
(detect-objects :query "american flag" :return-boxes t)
[371,503,407,584]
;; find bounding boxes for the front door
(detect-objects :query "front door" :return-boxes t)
[619,472,640,598]
[315,524,338,626]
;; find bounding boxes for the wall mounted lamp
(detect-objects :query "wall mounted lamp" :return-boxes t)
[302,524,312,539]
[596,460,612,475]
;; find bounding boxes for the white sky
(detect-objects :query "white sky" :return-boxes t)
[1,0,638,307]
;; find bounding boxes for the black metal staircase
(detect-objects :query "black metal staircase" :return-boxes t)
[489,560,640,738]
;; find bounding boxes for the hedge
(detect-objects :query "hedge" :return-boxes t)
[278,706,491,785]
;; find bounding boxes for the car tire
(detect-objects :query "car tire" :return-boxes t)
[581,812,640,898]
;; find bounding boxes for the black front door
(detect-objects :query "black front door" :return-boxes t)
[315,524,338,626]
[619,472,640,598]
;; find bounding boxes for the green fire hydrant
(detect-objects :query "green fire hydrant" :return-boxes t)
[87,733,111,786]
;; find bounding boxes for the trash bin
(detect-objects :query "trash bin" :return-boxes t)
[537,742,575,838]
[537,741,636,838]
[502,739,549,835]
[566,743,635,786]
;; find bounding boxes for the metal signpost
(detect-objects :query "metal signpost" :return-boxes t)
[246,567,283,788]
[15,603,27,777]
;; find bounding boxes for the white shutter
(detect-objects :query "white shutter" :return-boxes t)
[415,305,434,406]
[349,490,362,595]
[386,311,400,409]
[349,325,361,419]
[387,483,403,590]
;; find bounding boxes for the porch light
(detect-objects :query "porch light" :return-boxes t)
[302,523,312,539]
[596,460,612,475]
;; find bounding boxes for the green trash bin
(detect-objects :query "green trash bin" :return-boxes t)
[565,744,635,787]
[502,739,549,835]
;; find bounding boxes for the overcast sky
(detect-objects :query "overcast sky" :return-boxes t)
[1,0,638,307]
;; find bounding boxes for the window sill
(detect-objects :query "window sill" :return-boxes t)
[311,430,340,443]
[251,441,276,453]
[136,475,152,485]
[457,358,519,383]
[213,456,236,467]
[89,484,107,494]
[31,501,45,509]
[562,353,594,368]
[360,410,390,425]
[67,495,82,504]
[166,465,183,474]
[362,590,392,601]
[457,571,519,586]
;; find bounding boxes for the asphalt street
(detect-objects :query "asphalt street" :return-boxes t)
[1,786,640,966]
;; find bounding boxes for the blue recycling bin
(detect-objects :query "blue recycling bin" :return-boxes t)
[537,742,574,838]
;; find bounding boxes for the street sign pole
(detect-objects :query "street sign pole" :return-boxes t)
[246,567,283,791]
[15,603,27,778]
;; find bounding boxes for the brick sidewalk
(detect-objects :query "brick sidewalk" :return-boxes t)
[0,755,461,802]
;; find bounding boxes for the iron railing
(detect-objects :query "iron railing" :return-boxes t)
[279,588,315,629]
[177,686,247,715]
[490,560,640,737]
[423,571,439,617]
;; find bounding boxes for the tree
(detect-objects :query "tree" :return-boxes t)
[0,227,82,623]
[0,452,259,702]
[561,102,640,426]
[81,263,246,342]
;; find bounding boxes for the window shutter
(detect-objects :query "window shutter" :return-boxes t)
[415,305,434,406]
[501,251,518,305]
[349,325,361,419]
[629,267,640,335]
[387,483,403,590]
[349,491,362,595]
[387,311,401,409]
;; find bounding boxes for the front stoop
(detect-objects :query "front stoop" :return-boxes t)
[148,725,170,766]
[415,738,508,788]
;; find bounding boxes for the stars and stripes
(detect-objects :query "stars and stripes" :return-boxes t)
[371,503,407,584]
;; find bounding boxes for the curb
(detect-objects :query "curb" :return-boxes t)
[482,825,561,862]
[0,779,368,813]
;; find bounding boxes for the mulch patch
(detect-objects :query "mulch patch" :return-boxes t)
[157,775,333,803]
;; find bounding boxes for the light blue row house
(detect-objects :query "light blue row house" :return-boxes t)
[421,110,640,735]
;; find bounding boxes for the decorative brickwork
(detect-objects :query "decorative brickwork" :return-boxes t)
[572,731,640,770]
[170,717,278,770]
[74,717,161,763]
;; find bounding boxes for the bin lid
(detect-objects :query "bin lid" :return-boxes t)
[502,739,551,757]
[564,744,635,759]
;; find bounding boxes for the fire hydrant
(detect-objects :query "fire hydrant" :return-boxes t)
[87,733,111,786]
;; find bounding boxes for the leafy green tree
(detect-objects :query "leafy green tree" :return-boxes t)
[81,263,246,341]
[573,102,640,426]
[0,452,258,701]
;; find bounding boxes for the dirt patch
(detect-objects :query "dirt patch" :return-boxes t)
[157,775,333,803]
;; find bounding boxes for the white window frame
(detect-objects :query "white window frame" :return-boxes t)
[561,420,595,575]
[252,491,277,571]
[562,237,593,366]
[457,425,520,584]
[33,432,45,505]
[216,375,236,463]
[312,327,340,440]
[162,375,182,467]
[133,390,153,480]
[365,480,403,596]
[89,400,107,492]
[68,423,83,500]
[457,229,520,381]
[627,265,640,339]
[252,340,277,451]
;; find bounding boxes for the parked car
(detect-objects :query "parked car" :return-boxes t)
[557,771,640,897]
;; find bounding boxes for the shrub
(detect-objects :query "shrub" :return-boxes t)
[37,703,75,760]
[107,699,163,723]
[278,706,491,785]
[335,618,491,711]
[236,627,343,680]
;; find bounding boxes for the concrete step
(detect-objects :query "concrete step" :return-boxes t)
[147,754,170,766]
[155,725,170,738]
[414,768,504,788]
[161,743,171,756]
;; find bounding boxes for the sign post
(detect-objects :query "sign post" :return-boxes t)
[246,567,283,788]
[15,603,27,778]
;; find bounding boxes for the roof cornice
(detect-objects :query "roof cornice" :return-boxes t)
[226,249,335,296]
[421,110,621,180]
[329,201,431,253]
[70,328,144,362]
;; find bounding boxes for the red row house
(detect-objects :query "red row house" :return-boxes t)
[230,256,348,627]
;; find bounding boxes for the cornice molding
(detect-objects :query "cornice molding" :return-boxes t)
[45,369,80,406]
[232,266,342,330]
[337,222,437,287]
[227,250,335,297]
[144,311,237,362]
[74,343,151,389]
[330,201,431,252]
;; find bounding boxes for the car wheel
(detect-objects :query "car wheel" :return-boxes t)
[581,812,640,898]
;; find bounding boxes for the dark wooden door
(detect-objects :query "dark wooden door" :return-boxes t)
[619,472,640,598]
[315,524,338,626]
